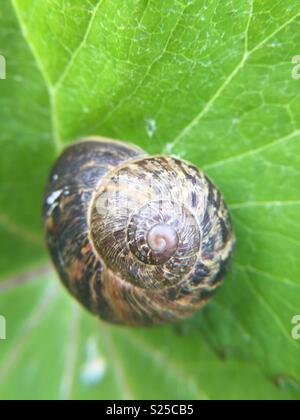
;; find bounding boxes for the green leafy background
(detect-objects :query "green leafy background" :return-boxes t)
[0,0,300,400]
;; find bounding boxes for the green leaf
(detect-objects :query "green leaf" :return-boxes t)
[0,0,300,400]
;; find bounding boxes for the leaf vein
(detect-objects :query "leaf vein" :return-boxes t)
[59,305,80,400]
[203,129,300,171]
[95,2,192,129]
[230,199,300,210]
[0,213,43,247]
[11,0,63,152]
[169,10,300,150]
[123,331,210,400]
[0,283,58,385]
[54,0,105,90]
[101,326,135,400]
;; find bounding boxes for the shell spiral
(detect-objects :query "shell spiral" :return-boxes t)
[43,137,235,326]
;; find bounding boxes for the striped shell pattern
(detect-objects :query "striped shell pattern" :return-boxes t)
[43,138,235,326]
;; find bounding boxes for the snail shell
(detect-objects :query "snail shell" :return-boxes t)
[43,137,235,326]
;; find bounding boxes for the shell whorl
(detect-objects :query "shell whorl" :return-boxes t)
[89,156,203,290]
[43,137,235,326]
